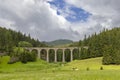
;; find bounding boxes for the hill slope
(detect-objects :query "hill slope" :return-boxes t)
[0,56,58,72]
[1,57,120,80]
[62,57,120,70]
[45,39,73,46]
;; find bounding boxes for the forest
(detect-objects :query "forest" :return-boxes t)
[0,27,47,53]
[78,27,120,64]
[0,27,48,63]
[1,26,120,64]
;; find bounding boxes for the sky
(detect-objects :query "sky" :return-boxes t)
[0,0,120,41]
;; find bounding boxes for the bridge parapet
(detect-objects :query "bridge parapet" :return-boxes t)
[24,47,87,50]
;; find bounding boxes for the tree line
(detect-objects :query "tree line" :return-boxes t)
[75,27,120,64]
[0,27,48,64]
[0,27,47,53]
[0,27,80,63]
[2,26,120,64]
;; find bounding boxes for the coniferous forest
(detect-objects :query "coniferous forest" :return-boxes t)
[78,27,120,64]
[0,27,48,63]
[1,26,120,65]
[0,27,47,53]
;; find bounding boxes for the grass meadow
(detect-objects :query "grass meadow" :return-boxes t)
[0,56,120,80]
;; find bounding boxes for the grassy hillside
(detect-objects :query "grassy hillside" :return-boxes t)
[62,57,120,70]
[1,56,120,80]
[0,56,59,73]
[45,39,73,46]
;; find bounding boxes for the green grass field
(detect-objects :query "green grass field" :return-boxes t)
[0,56,120,80]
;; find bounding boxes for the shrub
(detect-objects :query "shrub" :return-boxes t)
[18,41,33,47]
[86,67,89,71]
[8,56,19,64]
[19,52,28,64]
[19,50,37,63]
[100,66,103,70]
[9,47,37,64]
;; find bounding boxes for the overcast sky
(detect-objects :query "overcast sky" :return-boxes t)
[0,0,120,41]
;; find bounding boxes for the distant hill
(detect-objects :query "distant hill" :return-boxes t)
[45,39,73,46]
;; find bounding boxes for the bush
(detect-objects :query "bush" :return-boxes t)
[8,56,19,64]
[18,41,33,47]
[100,66,103,70]
[19,52,28,63]
[9,47,37,64]
[19,50,37,63]
[86,67,89,71]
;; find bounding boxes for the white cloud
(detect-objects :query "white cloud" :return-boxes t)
[0,18,16,30]
[65,0,120,37]
[0,0,120,41]
[0,0,76,41]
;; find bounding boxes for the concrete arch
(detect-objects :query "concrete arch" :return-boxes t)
[73,48,79,60]
[31,49,38,57]
[40,49,48,61]
[24,47,87,63]
[64,49,71,62]
[31,49,38,53]
[49,49,55,62]
[56,49,63,62]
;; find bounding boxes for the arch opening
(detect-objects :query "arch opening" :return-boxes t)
[65,49,71,62]
[57,49,63,62]
[49,49,55,62]
[73,48,79,60]
[40,49,47,61]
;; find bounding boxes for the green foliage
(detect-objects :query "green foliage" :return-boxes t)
[20,50,37,63]
[8,47,24,64]
[9,47,37,64]
[72,27,120,64]
[100,66,103,70]
[114,50,120,64]
[0,27,47,53]
[19,51,28,63]
[49,49,55,62]
[65,49,70,62]
[10,47,24,57]
[57,50,63,62]
[18,41,33,47]
[86,67,90,71]
[80,47,89,59]
[102,45,115,64]
[102,45,120,65]
[73,49,79,60]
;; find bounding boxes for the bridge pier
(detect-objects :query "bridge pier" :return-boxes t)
[62,49,65,63]
[29,49,32,52]
[70,49,73,62]
[54,49,57,63]
[46,49,49,62]
[38,49,41,59]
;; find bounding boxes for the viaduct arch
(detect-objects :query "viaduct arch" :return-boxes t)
[25,47,88,62]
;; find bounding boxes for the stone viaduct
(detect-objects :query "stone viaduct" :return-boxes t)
[25,47,88,62]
